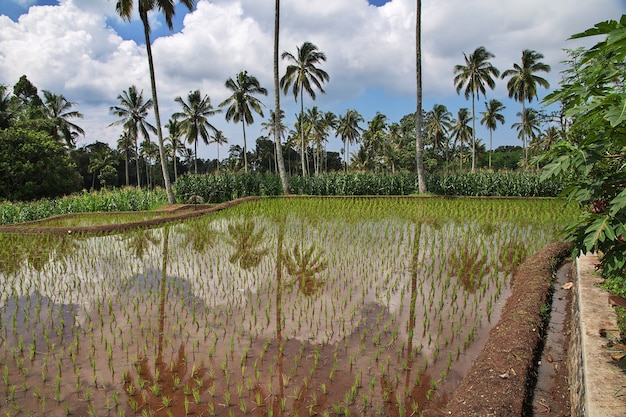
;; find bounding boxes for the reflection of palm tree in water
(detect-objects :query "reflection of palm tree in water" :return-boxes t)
[0,233,78,273]
[226,219,269,269]
[182,222,215,253]
[274,215,286,416]
[122,227,160,259]
[282,241,328,296]
[123,226,209,415]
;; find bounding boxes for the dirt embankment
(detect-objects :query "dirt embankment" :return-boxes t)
[441,242,573,417]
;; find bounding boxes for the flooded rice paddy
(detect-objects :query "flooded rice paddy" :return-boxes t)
[0,197,579,416]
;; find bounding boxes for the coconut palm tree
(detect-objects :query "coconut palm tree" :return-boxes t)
[479,99,506,169]
[165,118,184,182]
[140,139,159,188]
[219,71,268,173]
[453,46,500,172]
[415,0,426,192]
[336,109,364,173]
[501,49,551,167]
[512,108,542,167]
[425,104,453,173]
[109,85,156,187]
[320,111,337,174]
[261,110,286,172]
[280,41,330,176]
[304,106,324,176]
[273,0,290,193]
[117,131,134,186]
[88,146,118,190]
[42,90,84,148]
[450,108,473,171]
[211,130,228,172]
[364,113,388,171]
[173,90,221,174]
[114,0,196,203]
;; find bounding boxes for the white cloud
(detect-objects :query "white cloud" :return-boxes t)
[0,0,625,157]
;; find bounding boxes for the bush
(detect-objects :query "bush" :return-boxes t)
[0,187,168,225]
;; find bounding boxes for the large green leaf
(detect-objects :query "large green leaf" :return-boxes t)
[610,188,626,216]
[605,99,626,127]
[583,215,613,251]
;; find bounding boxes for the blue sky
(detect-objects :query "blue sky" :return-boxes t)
[1,0,625,160]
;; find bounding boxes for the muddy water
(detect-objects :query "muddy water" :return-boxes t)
[0,213,556,416]
[531,262,573,415]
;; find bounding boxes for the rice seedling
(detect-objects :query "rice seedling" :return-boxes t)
[0,196,577,415]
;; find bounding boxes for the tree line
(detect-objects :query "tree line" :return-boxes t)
[0,0,567,202]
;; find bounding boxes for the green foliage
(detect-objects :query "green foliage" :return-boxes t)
[0,187,168,225]
[540,15,626,279]
[173,173,282,203]
[174,171,566,202]
[0,127,82,200]
[427,171,564,196]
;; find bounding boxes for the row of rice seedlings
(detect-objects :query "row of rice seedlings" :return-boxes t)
[0,197,577,415]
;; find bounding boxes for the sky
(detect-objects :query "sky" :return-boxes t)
[1,0,625,160]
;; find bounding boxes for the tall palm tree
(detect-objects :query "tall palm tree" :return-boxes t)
[219,71,268,173]
[336,109,364,172]
[321,111,337,174]
[42,90,85,148]
[453,46,500,172]
[415,0,426,192]
[367,113,388,171]
[384,122,402,174]
[211,130,228,172]
[262,110,286,172]
[173,90,221,174]
[479,99,506,169]
[117,131,134,186]
[304,106,324,176]
[512,108,542,166]
[115,0,196,203]
[425,104,453,173]
[165,118,184,181]
[273,0,290,193]
[140,139,159,188]
[450,108,473,171]
[501,49,551,167]
[280,41,330,176]
[261,110,287,142]
[88,147,118,190]
[109,85,156,187]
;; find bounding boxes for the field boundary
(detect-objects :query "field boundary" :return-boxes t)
[0,196,261,234]
[443,242,572,416]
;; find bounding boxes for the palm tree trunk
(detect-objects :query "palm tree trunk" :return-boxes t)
[489,128,493,169]
[242,123,248,173]
[194,141,198,174]
[300,86,307,176]
[522,101,527,169]
[135,141,141,187]
[140,11,175,203]
[471,93,476,172]
[125,153,130,186]
[415,0,427,192]
[273,0,290,194]
[173,153,178,182]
